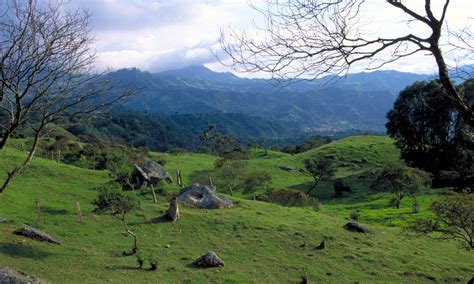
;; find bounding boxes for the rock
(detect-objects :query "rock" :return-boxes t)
[131,161,173,188]
[165,244,171,248]
[468,275,474,284]
[279,165,294,171]
[177,184,232,209]
[0,267,41,284]
[13,227,60,244]
[343,222,372,234]
[193,251,224,268]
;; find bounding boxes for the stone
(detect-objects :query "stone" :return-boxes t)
[13,227,60,244]
[165,244,171,248]
[343,222,372,234]
[193,251,224,268]
[177,184,232,209]
[131,161,173,188]
[0,267,41,284]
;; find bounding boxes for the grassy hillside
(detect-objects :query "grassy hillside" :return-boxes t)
[0,137,473,283]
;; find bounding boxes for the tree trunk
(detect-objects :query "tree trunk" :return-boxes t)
[431,44,473,126]
[0,131,10,150]
[121,214,138,254]
[0,130,41,194]
[166,197,180,222]
[306,179,319,194]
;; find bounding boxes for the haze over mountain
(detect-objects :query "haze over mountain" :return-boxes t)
[110,65,435,133]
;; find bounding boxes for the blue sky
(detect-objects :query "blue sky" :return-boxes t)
[68,0,473,76]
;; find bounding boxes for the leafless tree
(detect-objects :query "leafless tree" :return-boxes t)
[0,0,131,194]
[220,0,474,126]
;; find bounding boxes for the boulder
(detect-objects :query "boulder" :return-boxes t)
[13,227,60,244]
[343,222,372,234]
[131,161,173,188]
[0,267,41,284]
[193,251,225,268]
[177,184,232,209]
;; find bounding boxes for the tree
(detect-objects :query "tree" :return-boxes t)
[304,157,335,194]
[407,194,473,249]
[242,170,272,193]
[0,0,131,194]
[370,165,431,209]
[220,0,474,126]
[386,79,473,189]
[93,183,140,254]
[199,125,240,157]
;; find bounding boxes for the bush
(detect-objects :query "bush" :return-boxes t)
[333,180,352,197]
[266,188,311,207]
[242,171,272,193]
[370,165,431,209]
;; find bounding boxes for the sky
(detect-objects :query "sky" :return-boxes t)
[68,0,473,77]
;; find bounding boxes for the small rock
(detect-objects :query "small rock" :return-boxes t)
[343,222,372,234]
[193,251,224,268]
[0,267,41,284]
[314,240,325,250]
[165,244,171,248]
[13,227,60,244]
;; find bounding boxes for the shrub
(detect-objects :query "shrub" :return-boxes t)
[267,188,311,207]
[242,171,272,193]
[370,165,431,209]
[333,180,352,197]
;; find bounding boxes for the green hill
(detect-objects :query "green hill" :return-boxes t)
[0,137,472,283]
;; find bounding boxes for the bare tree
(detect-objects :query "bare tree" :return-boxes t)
[0,0,131,194]
[220,0,474,126]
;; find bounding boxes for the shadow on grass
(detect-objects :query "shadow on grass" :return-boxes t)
[41,206,69,215]
[129,215,171,226]
[105,265,143,271]
[0,242,51,259]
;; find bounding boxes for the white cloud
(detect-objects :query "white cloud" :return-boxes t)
[68,0,473,75]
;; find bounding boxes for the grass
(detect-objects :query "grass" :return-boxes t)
[0,136,473,283]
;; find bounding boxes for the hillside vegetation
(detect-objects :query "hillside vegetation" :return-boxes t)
[0,136,473,283]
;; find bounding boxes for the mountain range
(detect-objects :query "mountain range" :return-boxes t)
[108,65,437,133]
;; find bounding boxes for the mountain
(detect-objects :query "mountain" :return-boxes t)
[108,66,433,133]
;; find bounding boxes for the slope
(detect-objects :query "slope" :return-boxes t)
[0,142,472,283]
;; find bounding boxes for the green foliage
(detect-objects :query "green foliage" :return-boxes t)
[333,180,352,197]
[93,183,140,215]
[370,165,431,209]
[387,79,473,188]
[281,135,332,154]
[266,188,311,207]
[242,171,272,193]
[200,125,241,157]
[304,157,335,194]
[408,194,474,249]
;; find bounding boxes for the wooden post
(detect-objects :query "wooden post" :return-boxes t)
[176,169,183,188]
[166,197,180,222]
[150,184,158,204]
[76,201,83,223]
[35,197,41,225]
[208,176,213,187]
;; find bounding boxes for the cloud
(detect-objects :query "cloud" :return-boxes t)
[66,0,473,75]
